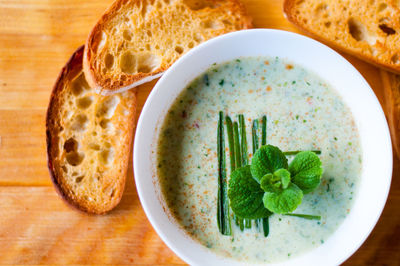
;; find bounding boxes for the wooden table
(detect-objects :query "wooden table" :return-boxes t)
[0,0,399,264]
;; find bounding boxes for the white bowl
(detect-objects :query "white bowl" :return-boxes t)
[133,29,392,265]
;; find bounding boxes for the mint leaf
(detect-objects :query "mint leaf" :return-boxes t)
[289,151,323,193]
[275,169,291,189]
[260,169,291,192]
[263,183,303,214]
[228,165,272,219]
[251,145,288,183]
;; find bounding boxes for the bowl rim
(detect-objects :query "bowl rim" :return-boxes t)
[133,29,393,265]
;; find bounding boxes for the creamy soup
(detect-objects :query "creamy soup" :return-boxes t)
[155,57,362,263]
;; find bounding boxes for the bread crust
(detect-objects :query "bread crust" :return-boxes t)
[46,46,136,214]
[283,0,400,75]
[84,0,252,95]
[382,71,400,160]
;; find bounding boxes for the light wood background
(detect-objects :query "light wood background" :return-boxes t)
[0,0,399,264]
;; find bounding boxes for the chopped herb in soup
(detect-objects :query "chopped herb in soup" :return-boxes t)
[156,57,362,263]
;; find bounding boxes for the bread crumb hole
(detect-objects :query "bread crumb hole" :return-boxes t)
[66,151,84,166]
[120,52,136,74]
[175,46,184,54]
[147,30,152,37]
[71,114,88,131]
[188,42,194,49]
[61,165,68,173]
[103,185,116,198]
[64,138,78,152]
[202,20,220,29]
[100,119,114,131]
[145,44,151,51]
[97,96,120,118]
[99,148,114,165]
[378,3,387,12]
[89,143,100,150]
[137,53,160,73]
[391,54,399,64]
[105,54,114,69]
[222,19,232,25]
[315,3,328,14]
[75,175,84,183]
[122,30,132,41]
[92,131,97,136]
[324,21,331,28]
[348,18,377,45]
[70,74,88,96]
[379,24,396,35]
[77,96,94,109]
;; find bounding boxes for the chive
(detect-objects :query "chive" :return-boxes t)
[239,217,245,231]
[252,119,263,231]
[238,114,252,228]
[285,213,321,220]
[262,217,270,237]
[225,116,236,172]
[232,121,245,231]
[233,122,242,168]
[260,116,270,237]
[245,219,252,228]
[283,150,321,155]
[233,215,245,230]
[252,120,260,154]
[252,120,260,230]
[234,215,240,226]
[261,115,267,145]
[238,114,248,166]
[217,111,231,235]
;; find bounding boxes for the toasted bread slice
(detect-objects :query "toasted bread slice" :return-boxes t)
[84,0,252,95]
[382,71,400,159]
[283,0,400,74]
[46,46,136,214]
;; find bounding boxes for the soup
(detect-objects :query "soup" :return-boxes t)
[156,57,362,263]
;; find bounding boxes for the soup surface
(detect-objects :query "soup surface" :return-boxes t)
[156,57,362,263]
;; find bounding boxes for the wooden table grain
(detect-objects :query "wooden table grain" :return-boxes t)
[0,0,399,264]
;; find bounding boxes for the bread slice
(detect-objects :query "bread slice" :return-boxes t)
[46,46,136,214]
[283,0,400,74]
[382,71,400,159]
[83,0,252,95]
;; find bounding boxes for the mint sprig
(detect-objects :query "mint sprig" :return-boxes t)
[289,151,323,193]
[251,145,288,183]
[228,166,272,219]
[263,183,303,214]
[228,145,323,217]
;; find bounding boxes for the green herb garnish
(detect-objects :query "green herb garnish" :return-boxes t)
[238,114,252,228]
[228,144,323,217]
[217,111,231,235]
[289,151,323,193]
[284,213,321,220]
[228,166,271,219]
[218,113,323,238]
[251,145,288,183]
